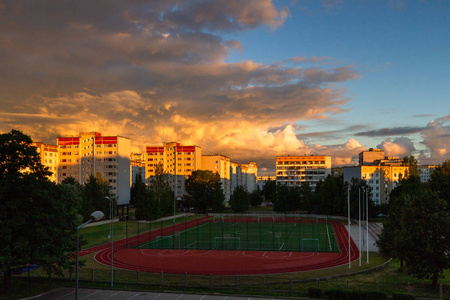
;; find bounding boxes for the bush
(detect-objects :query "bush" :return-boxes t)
[324,289,386,300]
[392,293,415,300]
[308,287,323,298]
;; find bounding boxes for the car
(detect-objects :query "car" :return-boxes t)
[119,215,129,221]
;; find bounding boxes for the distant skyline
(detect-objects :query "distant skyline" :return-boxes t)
[0,0,449,175]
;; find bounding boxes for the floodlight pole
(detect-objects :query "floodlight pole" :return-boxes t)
[106,196,114,287]
[76,211,104,300]
[359,188,362,266]
[348,186,351,269]
[366,189,369,264]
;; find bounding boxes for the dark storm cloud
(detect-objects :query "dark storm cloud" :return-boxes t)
[355,126,425,137]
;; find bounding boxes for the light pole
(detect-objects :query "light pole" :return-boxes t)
[347,186,351,269]
[366,188,369,264]
[106,196,114,287]
[359,187,362,266]
[76,211,104,300]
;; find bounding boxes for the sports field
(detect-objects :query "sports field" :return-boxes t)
[134,217,339,252]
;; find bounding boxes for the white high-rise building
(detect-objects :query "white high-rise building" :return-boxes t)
[57,132,131,205]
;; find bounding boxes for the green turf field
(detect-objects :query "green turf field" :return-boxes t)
[135,220,339,252]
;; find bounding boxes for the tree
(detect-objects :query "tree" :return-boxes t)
[377,175,424,270]
[249,188,263,208]
[229,186,249,213]
[184,170,225,213]
[149,164,175,217]
[313,175,347,216]
[400,188,450,286]
[429,160,450,205]
[83,173,112,220]
[262,179,276,204]
[0,130,78,291]
[274,184,300,212]
[402,155,420,177]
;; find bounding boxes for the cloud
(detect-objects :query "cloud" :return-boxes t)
[355,126,425,137]
[0,0,365,174]
[377,137,416,158]
[420,116,450,160]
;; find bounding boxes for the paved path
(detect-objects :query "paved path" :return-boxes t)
[31,287,302,300]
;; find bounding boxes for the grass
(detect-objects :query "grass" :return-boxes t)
[3,215,450,299]
[138,220,339,252]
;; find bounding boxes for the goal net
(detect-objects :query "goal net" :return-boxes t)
[213,236,241,250]
[153,236,173,248]
[302,238,319,252]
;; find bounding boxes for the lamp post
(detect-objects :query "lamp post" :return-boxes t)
[106,196,114,287]
[348,186,351,269]
[76,211,104,300]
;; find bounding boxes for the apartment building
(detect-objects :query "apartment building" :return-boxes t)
[230,161,258,194]
[202,154,231,201]
[145,142,202,199]
[276,156,331,191]
[130,153,146,185]
[57,132,131,205]
[31,142,58,182]
[418,165,438,183]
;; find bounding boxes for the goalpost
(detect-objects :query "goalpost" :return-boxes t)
[153,236,173,248]
[315,216,328,223]
[213,236,241,250]
[302,238,319,252]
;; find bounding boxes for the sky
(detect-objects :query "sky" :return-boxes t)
[0,0,449,175]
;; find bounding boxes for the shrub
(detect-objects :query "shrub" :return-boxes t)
[308,287,323,298]
[324,289,386,299]
[392,293,415,300]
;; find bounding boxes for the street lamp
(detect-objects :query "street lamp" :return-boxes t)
[76,210,104,300]
[105,196,114,287]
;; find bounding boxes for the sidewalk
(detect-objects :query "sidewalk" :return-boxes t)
[84,213,195,228]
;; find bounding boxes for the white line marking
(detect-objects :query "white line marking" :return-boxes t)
[152,293,162,300]
[176,294,185,300]
[128,292,143,299]
[81,290,100,299]
[200,296,206,300]
[104,291,121,299]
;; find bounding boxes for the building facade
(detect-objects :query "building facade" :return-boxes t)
[145,142,202,199]
[202,154,231,201]
[57,132,131,205]
[32,142,58,182]
[418,165,438,183]
[276,155,331,191]
[130,153,146,185]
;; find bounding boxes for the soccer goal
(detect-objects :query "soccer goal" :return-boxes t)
[213,236,241,250]
[153,236,173,248]
[302,238,320,252]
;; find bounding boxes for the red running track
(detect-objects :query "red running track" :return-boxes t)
[81,219,360,275]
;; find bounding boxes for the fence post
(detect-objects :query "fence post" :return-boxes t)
[440,284,443,300]
[235,275,238,291]
[408,282,410,294]
[91,268,94,282]
[185,272,187,288]
[317,279,320,288]
[210,273,212,288]
[262,277,265,291]
[160,271,164,286]
[289,278,292,294]
[137,270,139,284]
[376,281,379,291]
[346,280,349,289]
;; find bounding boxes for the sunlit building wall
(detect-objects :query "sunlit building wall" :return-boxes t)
[256,175,276,190]
[57,132,131,205]
[31,142,58,182]
[201,154,231,201]
[145,142,202,199]
[276,156,331,191]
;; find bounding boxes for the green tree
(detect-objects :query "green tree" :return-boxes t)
[0,130,78,291]
[377,175,423,270]
[262,179,276,204]
[83,173,112,220]
[60,176,84,218]
[400,188,450,286]
[299,182,314,212]
[249,188,263,208]
[274,184,300,212]
[229,186,249,213]
[402,155,420,177]
[184,170,225,213]
[149,164,175,217]
[314,175,347,216]
[429,160,450,205]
